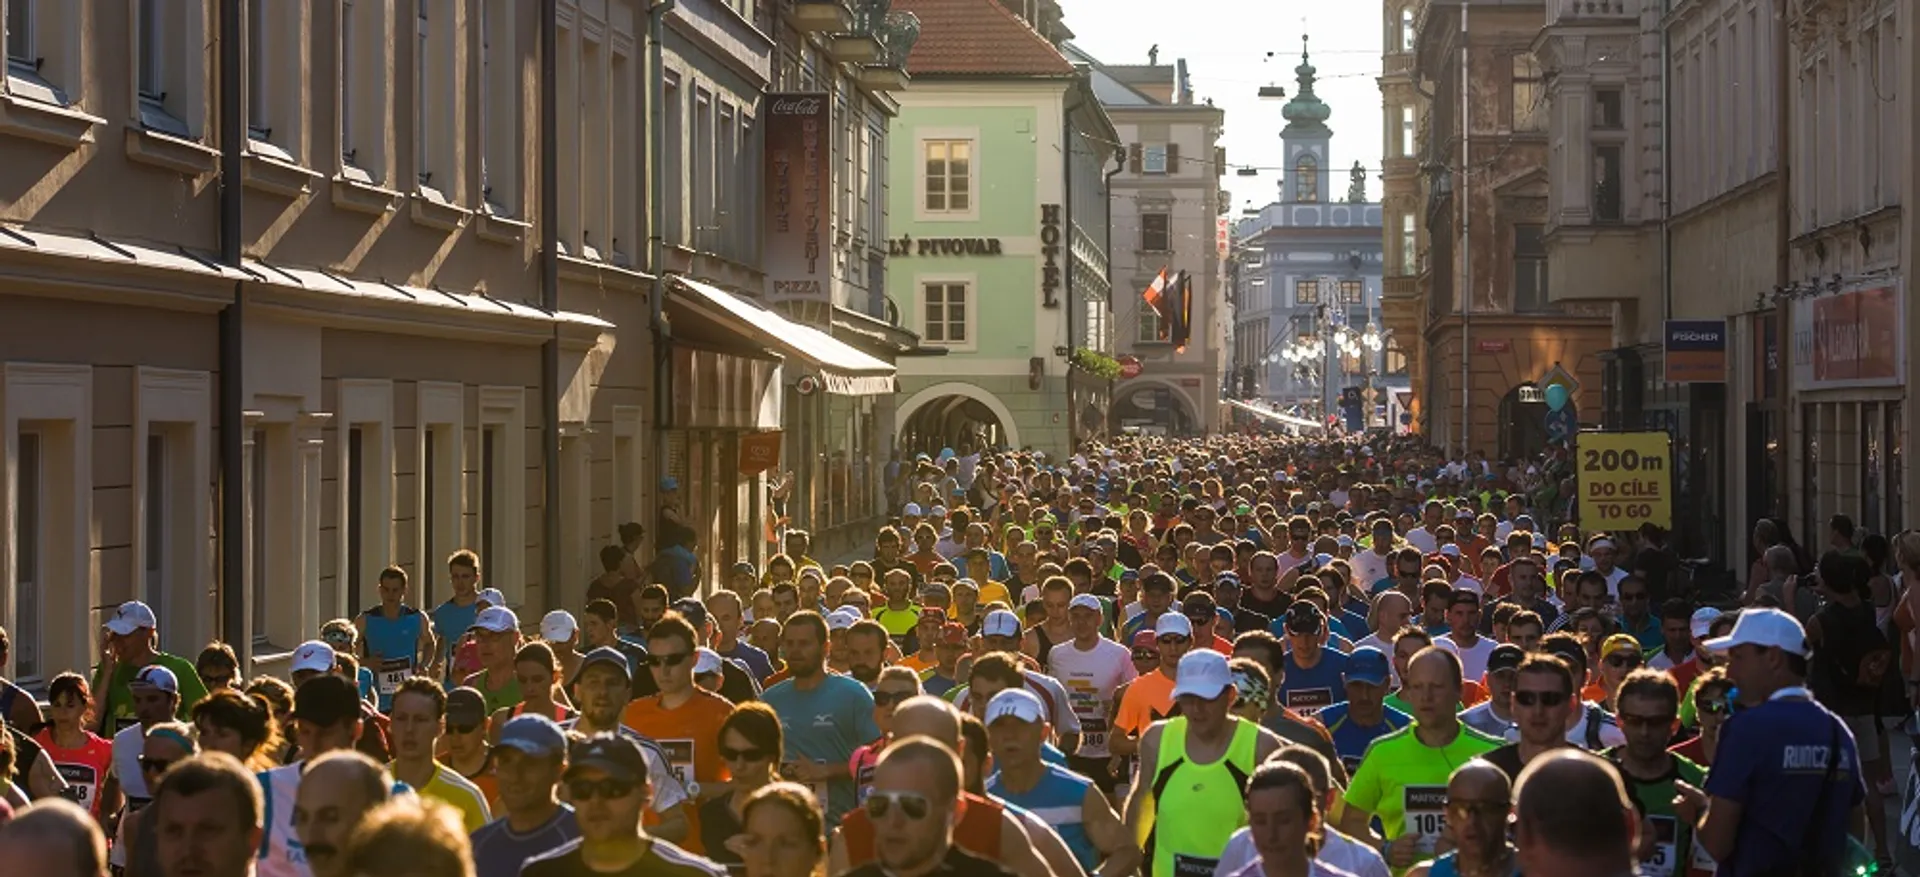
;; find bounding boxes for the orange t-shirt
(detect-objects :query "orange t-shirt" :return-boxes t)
[1115,669,1177,736]
[621,689,735,853]
[898,652,938,674]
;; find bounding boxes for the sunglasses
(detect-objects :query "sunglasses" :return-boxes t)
[872,690,915,707]
[645,653,693,668]
[1619,712,1674,729]
[138,756,177,775]
[719,745,769,763]
[1512,690,1569,708]
[1156,635,1191,645]
[865,791,933,821]
[1132,649,1159,661]
[201,673,234,688]
[569,777,638,800]
[1445,800,1510,821]
[1605,654,1643,669]
[1695,699,1730,716]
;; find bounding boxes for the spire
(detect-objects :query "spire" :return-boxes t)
[1281,34,1332,136]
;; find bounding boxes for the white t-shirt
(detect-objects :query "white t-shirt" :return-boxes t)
[1046,637,1138,759]
[111,723,149,799]
[1276,549,1314,574]
[1349,551,1393,592]
[1458,701,1514,739]
[1216,826,1383,877]
[1405,528,1438,554]
[1436,633,1498,682]
[1503,703,1627,750]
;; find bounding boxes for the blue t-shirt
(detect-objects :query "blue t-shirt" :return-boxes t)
[1704,696,1865,876]
[470,806,580,877]
[431,597,482,675]
[721,641,775,682]
[1278,647,1349,716]
[1316,701,1413,774]
[987,763,1098,871]
[761,674,882,826]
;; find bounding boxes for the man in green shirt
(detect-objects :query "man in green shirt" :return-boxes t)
[1606,669,1708,877]
[91,600,207,733]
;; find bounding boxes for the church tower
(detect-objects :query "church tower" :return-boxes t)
[1280,36,1331,204]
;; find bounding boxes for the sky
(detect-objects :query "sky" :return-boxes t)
[1060,0,1388,210]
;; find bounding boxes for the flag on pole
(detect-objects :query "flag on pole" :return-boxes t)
[1142,267,1171,327]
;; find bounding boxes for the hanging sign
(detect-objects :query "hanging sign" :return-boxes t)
[1040,204,1063,308]
[739,431,784,476]
[764,93,831,302]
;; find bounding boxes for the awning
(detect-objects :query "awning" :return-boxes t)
[1227,399,1326,432]
[669,276,897,396]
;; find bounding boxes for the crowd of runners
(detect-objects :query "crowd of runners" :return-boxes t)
[0,431,1908,877]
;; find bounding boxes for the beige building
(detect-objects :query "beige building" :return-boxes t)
[0,0,904,683]
[1378,0,1427,429]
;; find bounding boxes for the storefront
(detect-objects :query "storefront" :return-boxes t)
[1790,282,1906,547]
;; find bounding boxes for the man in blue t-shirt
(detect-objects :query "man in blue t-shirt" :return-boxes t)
[1275,602,1348,716]
[1679,608,1866,877]
[1310,646,1411,774]
[760,612,882,825]
[470,714,580,877]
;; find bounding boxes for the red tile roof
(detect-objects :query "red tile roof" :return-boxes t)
[893,0,1075,78]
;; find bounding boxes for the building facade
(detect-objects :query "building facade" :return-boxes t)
[1412,0,1613,457]
[1379,0,1428,429]
[1077,49,1229,436]
[886,0,1116,458]
[1232,45,1393,426]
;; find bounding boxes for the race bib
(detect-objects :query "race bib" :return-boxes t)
[1642,815,1678,877]
[378,658,412,696]
[1171,854,1218,877]
[1285,688,1335,715]
[1079,716,1109,752]
[1686,834,1719,876]
[660,739,695,788]
[55,763,100,811]
[1402,785,1447,852]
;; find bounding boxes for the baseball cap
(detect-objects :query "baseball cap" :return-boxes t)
[1439,544,1462,558]
[1130,630,1160,654]
[292,674,362,726]
[1689,607,1725,639]
[918,607,948,625]
[1600,633,1643,661]
[671,598,709,629]
[540,610,579,643]
[445,687,489,729]
[1181,592,1217,619]
[1283,601,1325,634]
[1169,650,1233,700]
[567,733,649,784]
[105,601,159,636]
[693,648,723,676]
[1120,569,1140,582]
[982,609,1022,639]
[477,588,508,608]
[132,664,179,694]
[1068,594,1104,614]
[1543,636,1588,669]
[1213,573,1242,591]
[1485,643,1526,675]
[1153,613,1193,639]
[1704,607,1807,657]
[578,646,633,682]
[940,622,968,645]
[497,714,567,758]
[732,561,758,576]
[827,609,859,632]
[904,503,924,516]
[1344,646,1391,686]
[930,505,948,517]
[1336,535,1356,548]
[289,640,338,675]
[470,606,520,634]
[984,688,1049,725]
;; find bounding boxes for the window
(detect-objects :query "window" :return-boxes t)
[478,0,518,214]
[346,427,363,602]
[136,0,194,138]
[5,1,30,71]
[1400,212,1416,274]
[611,48,635,263]
[1400,105,1415,157]
[1339,280,1364,304]
[1295,155,1319,202]
[718,102,736,258]
[245,0,269,140]
[5,1,76,107]
[922,282,970,345]
[13,430,39,681]
[339,0,390,182]
[1295,279,1321,305]
[693,89,713,250]
[144,434,167,611]
[581,34,609,255]
[414,1,457,193]
[924,139,972,213]
[663,78,683,244]
[1137,305,1165,343]
[1511,54,1544,132]
[1593,88,1623,129]
[1400,7,1414,51]
[1514,224,1549,311]
[1139,212,1171,251]
[1593,144,1623,222]
[1142,144,1168,174]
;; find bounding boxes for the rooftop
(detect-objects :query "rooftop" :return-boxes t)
[894,0,1074,78]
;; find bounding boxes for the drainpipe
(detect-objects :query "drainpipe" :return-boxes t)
[539,0,562,605]
[216,0,246,660]
[1104,149,1123,434]
[1772,0,1792,521]
[1063,84,1079,455]
[1456,0,1471,456]
[649,0,676,480]
[1660,18,1672,323]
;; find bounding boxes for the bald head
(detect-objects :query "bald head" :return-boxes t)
[891,696,963,748]
[1449,759,1511,800]
[0,799,106,877]
[1514,750,1635,866]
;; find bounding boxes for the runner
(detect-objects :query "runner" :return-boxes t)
[1604,670,1708,877]
[1312,646,1410,775]
[1277,602,1348,716]
[430,550,486,682]
[355,565,437,713]
[622,614,736,853]
[983,688,1142,876]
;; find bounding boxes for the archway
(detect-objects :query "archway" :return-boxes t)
[1498,382,1560,460]
[1109,382,1198,436]
[895,381,1019,453]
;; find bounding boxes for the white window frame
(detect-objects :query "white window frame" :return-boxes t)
[476,386,527,608]
[919,276,977,351]
[1400,211,1417,275]
[133,367,211,654]
[2,363,92,686]
[1142,144,1169,175]
[336,379,394,615]
[1400,105,1415,157]
[917,130,979,221]
[414,382,463,609]
[1136,303,1165,344]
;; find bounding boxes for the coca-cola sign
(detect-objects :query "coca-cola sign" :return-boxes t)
[765,92,832,303]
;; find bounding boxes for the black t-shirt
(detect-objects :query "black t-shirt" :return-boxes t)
[1240,589,1292,621]
[698,796,745,874]
[843,846,1022,877]
[522,838,728,877]
[1230,607,1273,636]
[1482,742,1527,782]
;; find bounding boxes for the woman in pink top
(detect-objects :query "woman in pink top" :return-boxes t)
[847,667,922,804]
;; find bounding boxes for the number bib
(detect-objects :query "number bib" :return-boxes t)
[55,762,100,811]
[1402,785,1447,853]
[1079,716,1109,751]
[1642,815,1678,877]
[1286,688,1335,716]
[377,658,412,696]
[1171,854,1218,877]
[660,739,695,789]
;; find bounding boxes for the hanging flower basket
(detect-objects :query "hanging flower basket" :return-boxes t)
[1069,348,1122,379]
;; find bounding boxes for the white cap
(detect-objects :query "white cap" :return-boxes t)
[827,609,859,631]
[540,610,578,643]
[1439,544,1461,557]
[132,664,179,693]
[693,648,723,675]
[1689,607,1725,640]
[477,588,507,608]
[1704,607,1807,657]
[984,688,1049,725]
[904,503,924,516]
[105,601,159,636]
[470,606,520,634]
[1068,594,1103,614]
[799,566,825,583]
[290,640,337,674]
[1170,650,1233,700]
[982,609,1023,639]
[1154,613,1194,639]
[930,505,948,517]
[1590,538,1616,551]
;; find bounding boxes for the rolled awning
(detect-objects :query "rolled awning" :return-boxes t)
[1227,399,1326,432]
[669,276,897,396]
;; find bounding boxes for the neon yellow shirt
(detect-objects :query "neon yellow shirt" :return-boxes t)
[415,763,493,833]
[1343,721,1501,873]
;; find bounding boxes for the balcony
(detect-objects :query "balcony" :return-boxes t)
[791,0,853,33]
[1548,0,1640,25]
[829,0,888,64]
[859,10,919,92]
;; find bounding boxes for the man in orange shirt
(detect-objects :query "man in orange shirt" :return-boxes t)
[898,609,945,674]
[620,613,734,853]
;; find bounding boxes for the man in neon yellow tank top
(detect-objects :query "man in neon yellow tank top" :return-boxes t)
[1339,646,1502,876]
[1124,649,1284,877]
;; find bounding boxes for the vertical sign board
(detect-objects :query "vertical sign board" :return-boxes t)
[1663,320,1727,383]
[764,93,831,302]
[1791,284,1904,390]
[1576,432,1672,531]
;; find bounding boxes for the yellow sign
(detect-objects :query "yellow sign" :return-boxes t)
[1576,432,1672,531]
